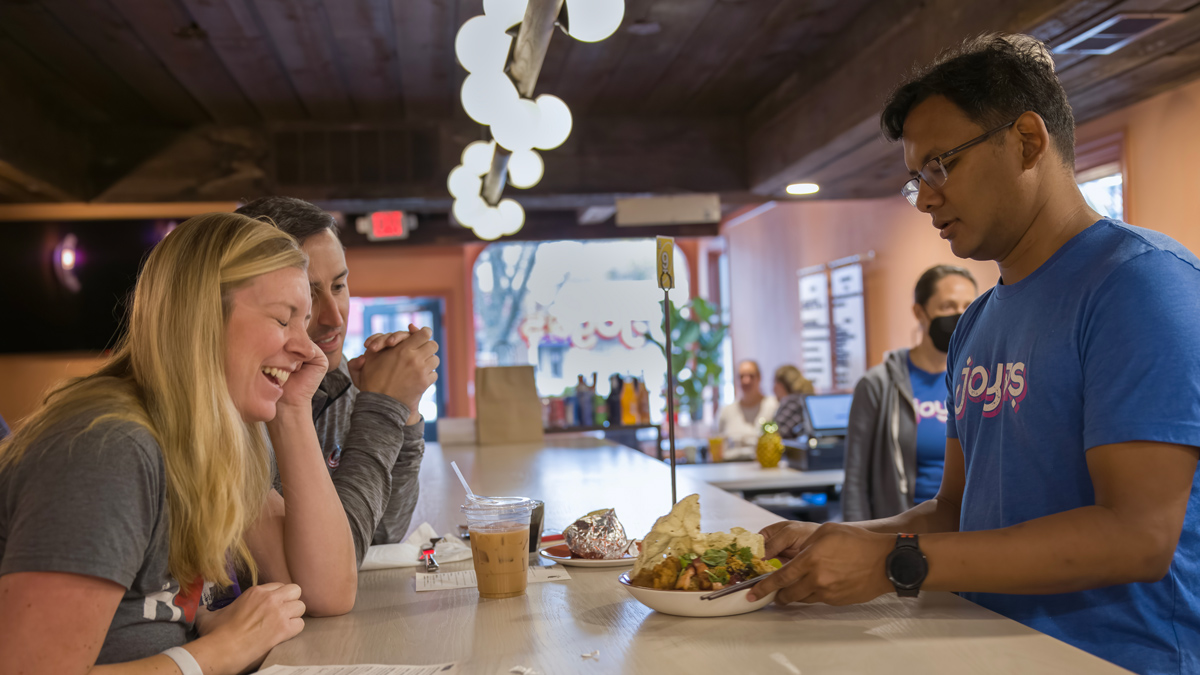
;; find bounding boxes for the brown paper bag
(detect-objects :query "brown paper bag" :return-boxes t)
[475,365,545,445]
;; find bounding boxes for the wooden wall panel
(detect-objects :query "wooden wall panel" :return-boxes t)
[250,0,355,120]
[0,1,149,123]
[41,0,208,125]
[177,0,309,121]
[322,0,405,121]
[588,0,717,115]
[392,0,457,119]
[106,0,260,124]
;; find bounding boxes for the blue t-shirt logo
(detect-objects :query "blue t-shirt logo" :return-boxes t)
[954,358,1027,419]
[913,397,947,423]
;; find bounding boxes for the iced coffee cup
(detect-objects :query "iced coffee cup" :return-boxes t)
[461,496,537,599]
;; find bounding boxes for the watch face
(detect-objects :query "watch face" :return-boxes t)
[888,548,927,588]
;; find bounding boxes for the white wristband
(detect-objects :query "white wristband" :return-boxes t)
[161,646,203,675]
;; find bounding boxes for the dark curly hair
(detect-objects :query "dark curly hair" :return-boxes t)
[881,33,1076,166]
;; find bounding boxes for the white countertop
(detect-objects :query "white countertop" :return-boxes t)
[675,460,844,491]
[261,438,1129,675]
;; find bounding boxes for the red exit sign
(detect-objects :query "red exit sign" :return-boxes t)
[359,211,414,241]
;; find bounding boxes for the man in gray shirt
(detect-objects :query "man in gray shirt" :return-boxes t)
[237,197,439,565]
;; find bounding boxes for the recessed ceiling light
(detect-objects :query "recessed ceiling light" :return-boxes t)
[786,183,819,195]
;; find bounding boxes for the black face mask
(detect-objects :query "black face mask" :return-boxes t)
[928,314,962,353]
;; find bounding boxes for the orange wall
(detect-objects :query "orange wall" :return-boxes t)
[0,352,108,425]
[725,76,1200,390]
[724,199,999,391]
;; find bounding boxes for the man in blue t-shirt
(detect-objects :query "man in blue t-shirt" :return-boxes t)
[751,34,1200,675]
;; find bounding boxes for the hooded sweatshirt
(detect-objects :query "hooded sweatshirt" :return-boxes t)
[842,349,919,522]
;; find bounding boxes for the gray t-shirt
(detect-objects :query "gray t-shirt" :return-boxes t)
[0,415,197,664]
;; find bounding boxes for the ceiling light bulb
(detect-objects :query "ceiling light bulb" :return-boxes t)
[491,97,541,152]
[483,0,528,29]
[533,94,572,150]
[447,166,483,199]
[453,195,488,228]
[454,15,512,74]
[507,149,543,189]
[461,72,519,125]
[462,141,496,176]
[473,207,505,240]
[564,0,624,43]
[786,183,820,195]
[497,198,525,236]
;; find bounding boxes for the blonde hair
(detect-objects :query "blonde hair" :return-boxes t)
[0,212,306,587]
[774,365,815,396]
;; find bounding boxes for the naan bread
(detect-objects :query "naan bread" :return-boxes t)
[631,494,765,574]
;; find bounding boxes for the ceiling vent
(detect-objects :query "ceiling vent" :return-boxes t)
[1053,13,1184,55]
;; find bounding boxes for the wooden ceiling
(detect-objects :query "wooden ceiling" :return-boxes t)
[3,0,1200,216]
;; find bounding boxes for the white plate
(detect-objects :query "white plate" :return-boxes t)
[538,544,636,568]
[617,571,777,617]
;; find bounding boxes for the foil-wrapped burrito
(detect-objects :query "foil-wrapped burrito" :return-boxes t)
[563,508,635,559]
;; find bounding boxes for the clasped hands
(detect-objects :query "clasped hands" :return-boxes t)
[747,521,896,606]
[347,324,440,420]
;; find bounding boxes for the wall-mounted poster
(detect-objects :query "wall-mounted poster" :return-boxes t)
[799,271,833,392]
[830,264,867,390]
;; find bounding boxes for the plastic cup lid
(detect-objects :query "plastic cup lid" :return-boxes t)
[461,495,537,517]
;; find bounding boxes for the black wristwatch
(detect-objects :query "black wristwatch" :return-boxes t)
[885,533,928,597]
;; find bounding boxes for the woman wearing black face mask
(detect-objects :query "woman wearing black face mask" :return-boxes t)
[842,265,978,521]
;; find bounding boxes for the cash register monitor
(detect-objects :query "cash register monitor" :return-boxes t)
[803,393,854,436]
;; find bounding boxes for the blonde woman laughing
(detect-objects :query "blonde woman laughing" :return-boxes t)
[0,213,357,674]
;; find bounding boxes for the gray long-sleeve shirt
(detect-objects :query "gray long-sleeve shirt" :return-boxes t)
[274,360,425,566]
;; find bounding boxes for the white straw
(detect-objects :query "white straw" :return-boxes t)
[450,461,478,501]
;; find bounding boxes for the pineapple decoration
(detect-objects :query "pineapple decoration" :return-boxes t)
[756,421,784,468]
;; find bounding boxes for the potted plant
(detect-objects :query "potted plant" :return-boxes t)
[647,297,728,427]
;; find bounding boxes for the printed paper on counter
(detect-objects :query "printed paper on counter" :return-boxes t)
[415,565,571,591]
[257,663,458,675]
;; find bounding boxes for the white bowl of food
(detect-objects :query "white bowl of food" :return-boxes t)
[618,570,777,617]
[617,494,782,618]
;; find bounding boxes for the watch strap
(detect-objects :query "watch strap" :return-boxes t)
[888,533,926,597]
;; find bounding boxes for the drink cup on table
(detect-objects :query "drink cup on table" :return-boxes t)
[462,496,537,599]
[527,500,545,553]
[709,437,725,463]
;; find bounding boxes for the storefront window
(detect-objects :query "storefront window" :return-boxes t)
[472,240,690,423]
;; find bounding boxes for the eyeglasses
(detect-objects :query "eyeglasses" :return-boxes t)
[901,120,1016,206]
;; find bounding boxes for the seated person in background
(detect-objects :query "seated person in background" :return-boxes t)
[772,365,815,440]
[717,360,779,460]
[236,197,439,563]
[0,213,356,674]
[842,265,977,521]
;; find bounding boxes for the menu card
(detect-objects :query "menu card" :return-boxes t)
[415,566,571,592]
[257,664,457,674]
